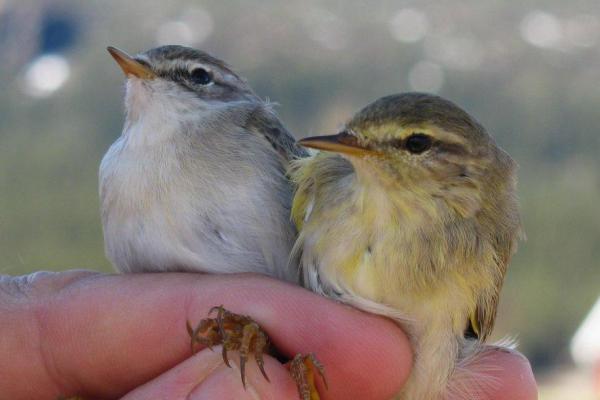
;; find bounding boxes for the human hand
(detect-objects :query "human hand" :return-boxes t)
[0,271,536,399]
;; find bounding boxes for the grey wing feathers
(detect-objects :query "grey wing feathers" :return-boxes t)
[244,106,308,163]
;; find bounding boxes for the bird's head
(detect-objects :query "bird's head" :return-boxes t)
[107,45,257,124]
[299,93,518,220]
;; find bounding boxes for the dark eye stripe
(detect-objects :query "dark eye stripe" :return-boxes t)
[158,67,210,85]
[387,138,405,148]
[436,141,468,156]
[386,134,434,152]
[133,58,152,69]
[384,136,468,156]
[154,67,186,81]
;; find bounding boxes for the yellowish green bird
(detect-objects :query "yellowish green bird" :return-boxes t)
[291,93,522,399]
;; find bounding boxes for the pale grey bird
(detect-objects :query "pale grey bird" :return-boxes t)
[100,45,305,281]
[101,45,325,400]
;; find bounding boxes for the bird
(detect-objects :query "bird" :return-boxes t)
[290,92,522,399]
[101,45,304,281]
[100,45,324,399]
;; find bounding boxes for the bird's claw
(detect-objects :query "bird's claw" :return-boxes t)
[187,306,326,400]
[290,353,328,400]
[187,305,270,388]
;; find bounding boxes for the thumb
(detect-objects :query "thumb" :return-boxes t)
[122,346,299,400]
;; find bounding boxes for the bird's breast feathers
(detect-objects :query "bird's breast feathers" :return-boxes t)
[100,135,296,279]
[291,153,496,333]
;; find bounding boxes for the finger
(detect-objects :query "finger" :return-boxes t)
[122,346,297,400]
[6,271,411,400]
[188,359,296,400]
[483,347,537,400]
[121,347,224,400]
[196,275,411,400]
[448,346,537,400]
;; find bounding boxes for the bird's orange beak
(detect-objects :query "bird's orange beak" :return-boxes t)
[298,131,380,157]
[107,46,156,79]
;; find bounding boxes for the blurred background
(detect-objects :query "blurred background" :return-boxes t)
[0,0,598,398]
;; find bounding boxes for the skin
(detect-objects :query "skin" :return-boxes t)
[0,271,536,399]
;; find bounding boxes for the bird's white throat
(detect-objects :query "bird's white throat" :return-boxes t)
[122,77,210,147]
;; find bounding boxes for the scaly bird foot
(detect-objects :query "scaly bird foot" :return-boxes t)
[187,306,327,400]
[187,305,270,387]
[290,353,328,400]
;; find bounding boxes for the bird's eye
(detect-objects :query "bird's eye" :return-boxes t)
[405,133,432,154]
[190,68,212,85]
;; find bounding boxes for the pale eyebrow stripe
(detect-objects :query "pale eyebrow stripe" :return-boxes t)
[405,126,469,147]
[184,62,212,73]
[135,54,151,65]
